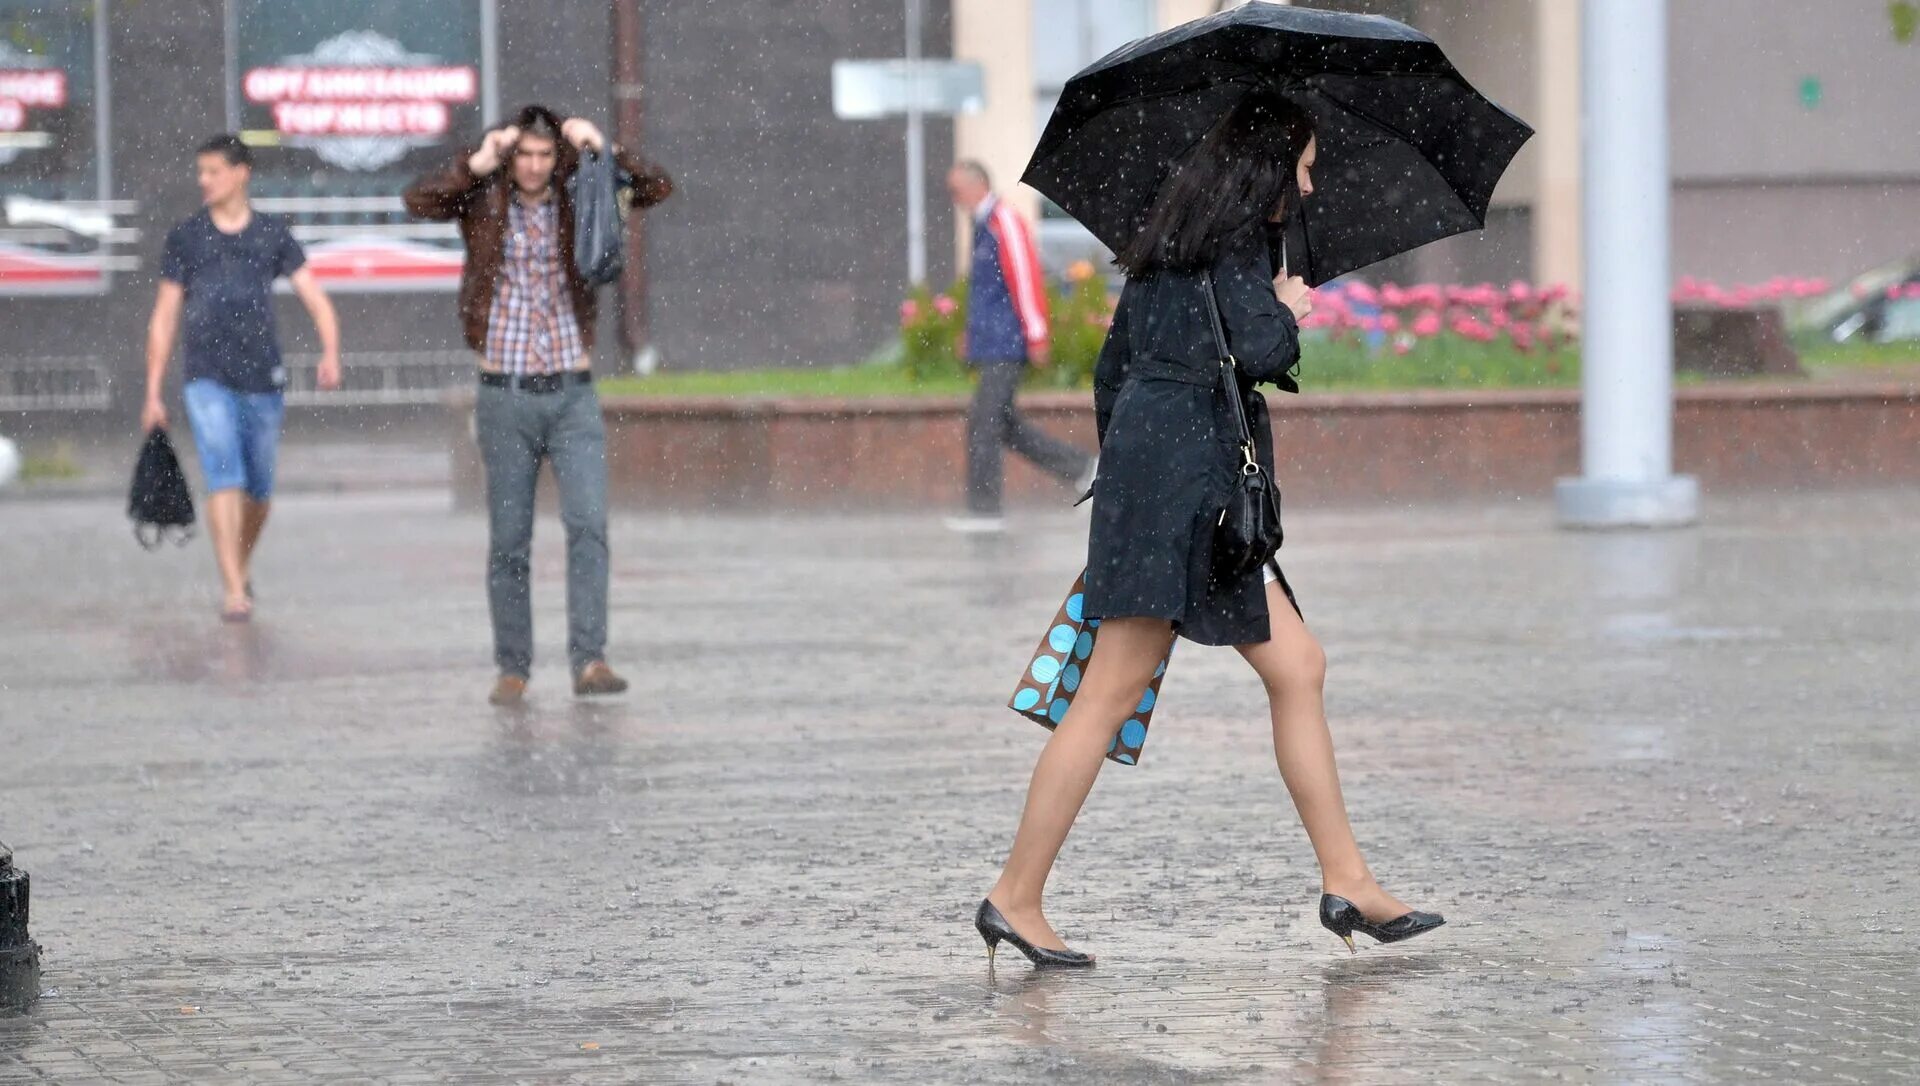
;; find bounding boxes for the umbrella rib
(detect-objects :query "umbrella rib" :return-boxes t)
[1304,76,1448,156]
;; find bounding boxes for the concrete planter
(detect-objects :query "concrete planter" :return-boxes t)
[446,380,1920,510]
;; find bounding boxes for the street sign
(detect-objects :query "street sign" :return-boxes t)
[832,59,985,120]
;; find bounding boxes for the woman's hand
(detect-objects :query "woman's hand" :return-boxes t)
[1274,274,1312,322]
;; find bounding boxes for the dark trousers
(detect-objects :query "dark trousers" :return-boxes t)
[965,360,1091,515]
[475,380,610,678]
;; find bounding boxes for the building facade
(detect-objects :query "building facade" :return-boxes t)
[957,0,1920,291]
[4,0,1916,423]
[0,0,954,418]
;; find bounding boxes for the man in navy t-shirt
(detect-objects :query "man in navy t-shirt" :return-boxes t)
[141,134,341,622]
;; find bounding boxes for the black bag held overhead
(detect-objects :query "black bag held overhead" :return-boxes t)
[568,147,626,286]
[128,427,195,550]
[1201,269,1283,581]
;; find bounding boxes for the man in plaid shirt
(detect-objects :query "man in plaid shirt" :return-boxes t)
[406,105,673,706]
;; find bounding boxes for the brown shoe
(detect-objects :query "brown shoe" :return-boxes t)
[573,661,629,697]
[488,674,528,706]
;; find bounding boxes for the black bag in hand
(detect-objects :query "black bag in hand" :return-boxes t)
[569,147,626,286]
[128,428,195,550]
[1201,269,1283,581]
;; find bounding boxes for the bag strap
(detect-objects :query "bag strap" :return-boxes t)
[1201,270,1259,465]
[1200,268,1232,365]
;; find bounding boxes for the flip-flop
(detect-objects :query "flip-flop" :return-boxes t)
[220,606,252,624]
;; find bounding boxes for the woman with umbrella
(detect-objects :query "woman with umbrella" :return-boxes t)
[974,5,1530,967]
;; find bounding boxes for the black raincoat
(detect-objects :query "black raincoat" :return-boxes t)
[1084,225,1303,646]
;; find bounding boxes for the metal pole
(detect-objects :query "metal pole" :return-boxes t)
[905,0,928,285]
[1554,0,1698,528]
[613,0,656,371]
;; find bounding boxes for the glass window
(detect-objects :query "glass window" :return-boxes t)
[226,0,495,292]
[1032,0,1151,221]
[0,0,111,296]
[1877,295,1920,343]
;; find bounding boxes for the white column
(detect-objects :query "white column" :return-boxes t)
[1156,0,1215,28]
[1532,0,1582,292]
[1554,0,1698,529]
[905,0,928,284]
[952,0,1038,264]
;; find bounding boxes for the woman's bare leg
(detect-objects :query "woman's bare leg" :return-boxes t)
[987,616,1172,950]
[1236,581,1412,922]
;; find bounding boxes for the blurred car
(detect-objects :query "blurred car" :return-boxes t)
[1803,257,1920,344]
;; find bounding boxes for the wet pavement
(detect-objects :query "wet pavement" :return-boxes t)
[1,486,1917,1084]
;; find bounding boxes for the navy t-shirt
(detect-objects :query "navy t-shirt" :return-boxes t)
[160,209,307,393]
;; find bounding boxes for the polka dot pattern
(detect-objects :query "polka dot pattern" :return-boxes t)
[1030,655,1060,685]
[1006,571,1174,767]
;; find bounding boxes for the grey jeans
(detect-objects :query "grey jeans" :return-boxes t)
[965,360,1092,514]
[475,380,610,677]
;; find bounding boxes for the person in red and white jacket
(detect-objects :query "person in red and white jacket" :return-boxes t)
[946,161,1095,533]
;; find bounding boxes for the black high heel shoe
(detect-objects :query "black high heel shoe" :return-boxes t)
[974,899,1096,968]
[1319,893,1446,953]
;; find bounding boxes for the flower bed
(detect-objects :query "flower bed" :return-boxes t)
[893,269,1848,392]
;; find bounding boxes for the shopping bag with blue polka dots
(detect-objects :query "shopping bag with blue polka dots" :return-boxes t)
[1007,572,1172,766]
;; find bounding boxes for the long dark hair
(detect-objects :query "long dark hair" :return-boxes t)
[1114,88,1316,276]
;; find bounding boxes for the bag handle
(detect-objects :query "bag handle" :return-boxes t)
[1201,269,1260,475]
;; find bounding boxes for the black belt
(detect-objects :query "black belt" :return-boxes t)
[478,370,593,394]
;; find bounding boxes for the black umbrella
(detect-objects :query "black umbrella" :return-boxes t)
[1022,3,1534,286]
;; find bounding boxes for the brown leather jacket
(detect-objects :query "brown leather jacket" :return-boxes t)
[402,139,672,355]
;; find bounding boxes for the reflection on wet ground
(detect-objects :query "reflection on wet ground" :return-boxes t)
[1,488,1917,1082]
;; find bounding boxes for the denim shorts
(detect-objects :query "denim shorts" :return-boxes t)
[183,378,286,500]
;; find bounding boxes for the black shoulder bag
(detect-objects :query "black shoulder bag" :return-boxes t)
[1201,269,1283,580]
[568,147,626,287]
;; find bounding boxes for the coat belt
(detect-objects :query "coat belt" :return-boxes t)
[1127,358,1220,388]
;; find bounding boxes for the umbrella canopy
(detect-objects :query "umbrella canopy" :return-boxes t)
[1022,2,1534,285]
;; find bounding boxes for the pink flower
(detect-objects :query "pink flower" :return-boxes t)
[1469,283,1504,308]
[1451,315,1498,342]
[899,299,921,325]
[1411,310,1443,337]
[1377,312,1401,333]
[933,295,958,316]
[1392,337,1413,356]
[1508,280,1534,303]
[1380,283,1409,309]
[1345,281,1379,306]
[1509,323,1535,352]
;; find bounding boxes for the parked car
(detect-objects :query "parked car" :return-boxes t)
[1803,257,1920,344]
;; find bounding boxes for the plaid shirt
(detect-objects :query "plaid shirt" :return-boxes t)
[484,197,586,374]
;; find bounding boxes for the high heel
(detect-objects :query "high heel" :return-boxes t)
[1318,893,1445,953]
[974,899,1095,969]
